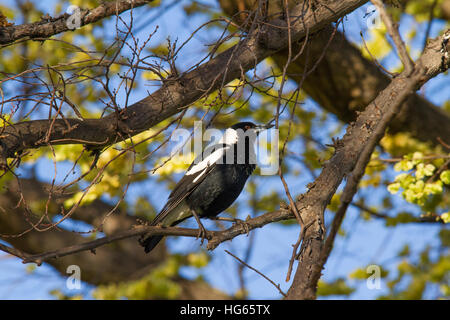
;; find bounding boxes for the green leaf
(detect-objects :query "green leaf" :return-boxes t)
[317,278,355,297]
[440,170,450,185]
[387,182,400,194]
[440,212,450,224]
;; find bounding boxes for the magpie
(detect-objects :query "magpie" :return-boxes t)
[139,121,274,253]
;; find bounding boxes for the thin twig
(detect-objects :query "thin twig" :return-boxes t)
[371,0,414,73]
[12,209,293,265]
[423,0,438,53]
[360,31,398,77]
[22,225,211,265]
[0,243,31,260]
[225,249,287,297]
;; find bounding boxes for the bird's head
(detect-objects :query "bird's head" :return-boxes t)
[230,121,274,135]
[220,121,274,146]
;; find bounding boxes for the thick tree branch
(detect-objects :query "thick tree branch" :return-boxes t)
[0,0,368,168]
[0,0,154,45]
[284,30,450,300]
[273,28,450,148]
[220,1,450,149]
[1,208,292,265]
[311,3,422,289]
[316,87,406,284]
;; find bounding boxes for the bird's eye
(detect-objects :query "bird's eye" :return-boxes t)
[245,125,251,130]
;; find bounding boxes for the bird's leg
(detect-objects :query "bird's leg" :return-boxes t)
[191,210,207,245]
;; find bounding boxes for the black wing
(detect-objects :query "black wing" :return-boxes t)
[150,143,228,226]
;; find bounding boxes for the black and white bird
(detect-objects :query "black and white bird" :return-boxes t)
[140,121,273,253]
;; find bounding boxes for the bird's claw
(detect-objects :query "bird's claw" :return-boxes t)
[196,223,207,245]
[192,211,208,245]
[233,216,251,236]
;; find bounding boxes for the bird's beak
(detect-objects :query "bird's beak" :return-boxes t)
[254,123,275,134]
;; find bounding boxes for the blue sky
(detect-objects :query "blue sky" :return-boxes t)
[0,0,448,300]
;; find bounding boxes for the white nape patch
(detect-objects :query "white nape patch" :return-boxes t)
[186,145,230,178]
[219,128,239,145]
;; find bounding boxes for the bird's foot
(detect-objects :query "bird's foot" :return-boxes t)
[196,223,208,245]
[135,218,150,226]
[227,215,251,236]
[236,216,251,236]
[192,211,208,245]
[209,216,251,235]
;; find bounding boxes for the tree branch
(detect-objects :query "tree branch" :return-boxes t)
[219,1,450,149]
[225,249,287,298]
[20,225,198,265]
[284,30,450,300]
[0,0,368,169]
[272,27,450,148]
[371,0,414,73]
[3,209,293,265]
[317,85,407,280]
[0,0,154,46]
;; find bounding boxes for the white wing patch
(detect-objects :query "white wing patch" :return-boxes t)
[185,128,239,182]
[186,145,230,179]
[192,167,208,183]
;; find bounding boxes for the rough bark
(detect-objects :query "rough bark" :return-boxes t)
[218,0,450,300]
[0,0,154,45]
[284,30,450,299]
[273,27,450,145]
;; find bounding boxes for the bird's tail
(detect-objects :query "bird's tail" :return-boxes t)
[140,235,164,253]
[140,218,187,253]
[139,216,166,253]
[139,202,191,253]
[139,214,165,253]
